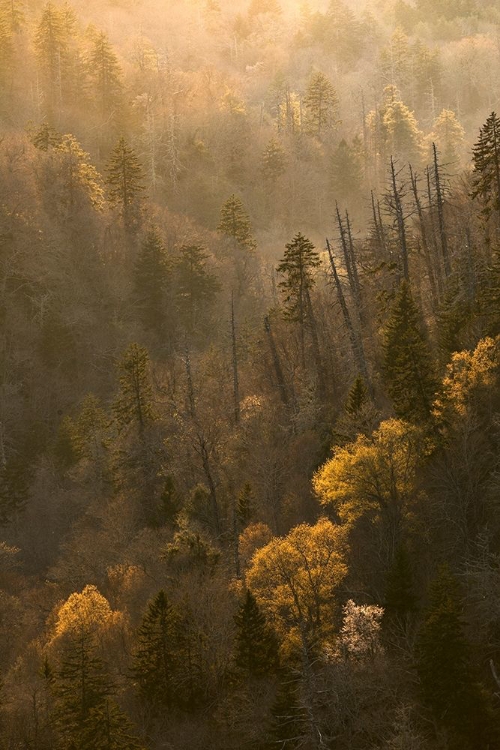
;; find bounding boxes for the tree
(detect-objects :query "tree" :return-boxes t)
[260,138,286,183]
[53,133,104,211]
[472,111,500,221]
[330,138,363,206]
[277,233,321,370]
[174,244,219,336]
[34,3,71,118]
[303,71,339,138]
[87,31,123,123]
[247,518,349,642]
[0,455,29,526]
[430,109,465,167]
[267,673,308,749]
[31,121,62,151]
[81,700,145,750]
[314,419,423,534]
[132,229,171,341]
[112,343,155,433]
[106,137,145,230]
[233,590,279,677]
[384,544,418,627]
[382,282,437,423]
[415,566,497,746]
[217,194,256,251]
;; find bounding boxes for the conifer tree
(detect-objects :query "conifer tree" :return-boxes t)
[383,281,436,423]
[233,590,279,677]
[0,456,29,526]
[131,590,181,714]
[303,71,339,138]
[472,111,500,220]
[277,233,321,369]
[112,343,155,433]
[237,482,254,527]
[330,138,363,205]
[384,544,417,626]
[415,566,497,746]
[260,138,286,183]
[53,629,112,748]
[133,229,171,340]
[31,121,62,151]
[106,137,145,230]
[268,673,307,749]
[81,699,144,750]
[217,194,256,251]
[35,2,71,118]
[174,244,219,335]
[88,31,123,120]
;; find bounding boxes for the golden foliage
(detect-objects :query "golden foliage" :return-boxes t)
[54,584,115,638]
[313,419,425,525]
[246,518,348,637]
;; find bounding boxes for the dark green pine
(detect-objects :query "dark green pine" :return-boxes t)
[133,229,171,339]
[383,281,437,423]
[472,111,500,219]
[131,590,179,714]
[234,590,279,677]
[267,672,307,749]
[344,376,369,417]
[415,566,497,747]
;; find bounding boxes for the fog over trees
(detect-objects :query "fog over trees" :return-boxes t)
[1,0,500,747]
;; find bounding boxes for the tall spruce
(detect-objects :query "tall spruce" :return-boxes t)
[383,281,436,423]
[472,111,500,220]
[106,137,145,230]
[233,590,279,677]
[133,229,171,341]
[112,343,155,433]
[415,566,497,747]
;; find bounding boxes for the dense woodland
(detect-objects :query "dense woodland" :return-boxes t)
[2,0,500,748]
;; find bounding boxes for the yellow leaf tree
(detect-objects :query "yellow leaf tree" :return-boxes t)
[247,518,349,645]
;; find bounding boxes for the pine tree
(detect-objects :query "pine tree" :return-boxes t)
[233,590,279,677]
[383,281,437,423]
[133,229,171,339]
[131,590,180,714]
[53,628,112,749]
[237,482,254,527]
[277,233,320,325]
[268,673,307,749]
[303,71,339,138]
[330,138,363,205]
[81,699,144,750]
[384,545,417,625]
[260,138,286,183]
[88,31,123,124]
[415,566,497,746]
[217,194,256,251]
[112,343,155,433]
[34,2,71,118]
[0,455,29,526]
[106,137,145,230]
[31,121,62,151]
[472,111,500,220]
[174,244,219,335]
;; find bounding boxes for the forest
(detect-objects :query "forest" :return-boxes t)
[1,0,500,747]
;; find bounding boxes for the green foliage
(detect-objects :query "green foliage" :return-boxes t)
[112,343,155,432]
[260,138,286,183]
[277,233,320,325]
[233,590,279,677]
[88,31,122,119]
[174,244,219,335]
[303,71,339,137]
[472,111,500,220]
[384,545,417,625]
[217,194,256,251]
[31,121,62,151]
[106,137,145,228]
[267,673,307,749]
[415,566,497,746]
[133,229,171,338]
[383,282,437,423]
[81,699,144,750]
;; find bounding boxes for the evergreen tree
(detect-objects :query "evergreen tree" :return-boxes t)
[34,2,71,118]
[330,138,363,205]
[106,137,145,230]
[88,31,123,126]
[217,194,256,251]
[0,455,29,526]
[260,138,286,183]
[472,111,500,220]
[382,281,437,423]
[303,71,339,138]
[133,229,171,339]
[384,545,417,625]
[415,566,497,747]
[31,121,62,151]
[81,699,144,750]
[112,343,155,432]
[233,590,279,677]
[277,233,320,325]
[174,244,219,336]
[237,482,254,527]
[268,673,307,749]
[131,590,180,714]
[53,629,112,749]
